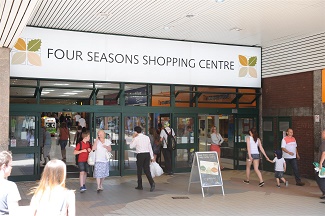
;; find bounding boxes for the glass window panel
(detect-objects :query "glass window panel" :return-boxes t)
[10,98,37,104]
[10,116,37,147]
[96,89,120,106]
[124,116,147,171]
[40,80,92,88]
[95,116,120,171]
[95,116,119,145]
[125,85,147,106]
[40,88,92,98]
[175,86,194,107]
[10,86,35,97]
[39,98,89,105]
[11,78,37,86]
[196,87,237,108]
[152,85,170,107]
[279,122,290,132]
[176,117,194,143]
[11,153,35,176]
[263,121,273,131]
[95,82,120,89]
[175,149,191,168]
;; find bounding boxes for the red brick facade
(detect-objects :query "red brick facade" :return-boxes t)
[262,71,314,179]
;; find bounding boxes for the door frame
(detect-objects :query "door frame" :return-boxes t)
[93,112,121,176]
[8,111,41,181]
[173,113,197,173]
[234,114,258,170]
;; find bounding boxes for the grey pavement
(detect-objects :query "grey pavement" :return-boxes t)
[16,169,324,216]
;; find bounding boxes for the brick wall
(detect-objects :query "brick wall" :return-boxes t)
[292,116,314,178]
[262,71,314,179]
[263,72,313,108]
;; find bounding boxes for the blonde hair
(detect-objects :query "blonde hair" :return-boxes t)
[97,129,105,136]
[32,159,66,195]
[0,151,12,167]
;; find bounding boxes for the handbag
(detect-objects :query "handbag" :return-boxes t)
[313,162,325,178]
[105,151,113,161]
[88,150,96,166]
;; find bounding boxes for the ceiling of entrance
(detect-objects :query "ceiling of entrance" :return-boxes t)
[1,0,325,48]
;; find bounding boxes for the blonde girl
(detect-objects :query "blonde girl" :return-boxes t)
[30,159,75,216]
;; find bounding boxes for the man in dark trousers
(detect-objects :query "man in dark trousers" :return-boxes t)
[160,121,175,176]
[317,130,325,199]
[129,126,155,192]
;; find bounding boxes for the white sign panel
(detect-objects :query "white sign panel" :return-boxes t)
[10,27,261,88]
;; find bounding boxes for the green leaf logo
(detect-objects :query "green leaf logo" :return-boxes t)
[238,55,257,78]
[248,56,257,66]
[12,38,42,66]
[27,39,41,52]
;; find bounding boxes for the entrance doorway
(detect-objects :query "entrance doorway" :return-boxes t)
[198,114,234,169]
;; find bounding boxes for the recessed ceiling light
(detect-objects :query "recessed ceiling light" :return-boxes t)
[64,93,78,95]
[97,12,111,18]
[53,83,69,86]
[186,14,195,18]
[215,0,225,2]
[72,90,83,93]
[163,26,174,31]
[230,27,243,31]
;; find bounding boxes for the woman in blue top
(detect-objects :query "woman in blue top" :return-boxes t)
[243,128,269,187]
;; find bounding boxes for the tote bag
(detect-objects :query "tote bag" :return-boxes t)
[88,150,96,166]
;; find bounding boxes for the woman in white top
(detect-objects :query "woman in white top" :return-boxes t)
[30,159,75,216]
[243,128,269,187]
[210,126,224,169]
[92,130,112,192]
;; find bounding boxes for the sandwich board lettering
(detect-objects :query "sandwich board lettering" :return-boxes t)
[188,151,224,197]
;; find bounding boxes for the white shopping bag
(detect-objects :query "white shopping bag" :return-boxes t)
[150,162,163,178]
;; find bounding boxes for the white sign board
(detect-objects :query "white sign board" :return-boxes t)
[10,27,261,88]
[188,151,224,197]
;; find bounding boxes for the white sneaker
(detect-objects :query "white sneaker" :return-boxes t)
[285,181,288,187]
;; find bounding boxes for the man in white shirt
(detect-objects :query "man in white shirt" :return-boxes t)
[78,117,86,129]
[129,126,155,192]
[74,113,81,127]
[160,121,175,175]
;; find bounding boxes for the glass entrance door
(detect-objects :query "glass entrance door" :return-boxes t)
[198,114,233,169]
[94,113,120,176]
[173,114,196,172]
[8,112,40,181]
[123,114,148,175]
[234,115,257,170]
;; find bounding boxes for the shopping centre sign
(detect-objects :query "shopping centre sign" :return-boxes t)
[10,27,261,88]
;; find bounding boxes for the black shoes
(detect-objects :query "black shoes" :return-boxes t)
[296,182,305,186]
[135,186,143,190]
[150,183,155,192]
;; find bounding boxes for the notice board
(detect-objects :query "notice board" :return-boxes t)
[188,151,224,197]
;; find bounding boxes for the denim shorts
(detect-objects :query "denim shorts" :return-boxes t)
[59,140,68,150]
[275,171,284,178]
[247,153,260,160]
[78,162,89,172]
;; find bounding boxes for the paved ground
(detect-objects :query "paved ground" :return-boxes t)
[16,169,324,216]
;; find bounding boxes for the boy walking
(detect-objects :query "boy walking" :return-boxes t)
[268,150,288,188]
[74,132,92,192]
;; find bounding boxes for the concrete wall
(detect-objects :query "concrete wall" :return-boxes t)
[0,48,10,151]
